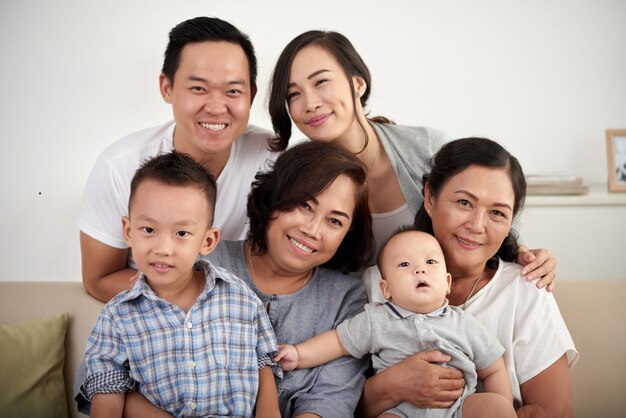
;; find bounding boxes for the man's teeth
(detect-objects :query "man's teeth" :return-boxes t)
[290,238,313,253]
[201,123,227,131]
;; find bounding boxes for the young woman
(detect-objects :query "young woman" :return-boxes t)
[268,30,557,286]
[361,137,578,417]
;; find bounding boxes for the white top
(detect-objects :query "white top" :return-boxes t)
[362,259,579,407]
[79,120,277,267]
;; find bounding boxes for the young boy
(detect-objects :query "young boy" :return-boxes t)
[80,151,280,418]
[276,229,515,418]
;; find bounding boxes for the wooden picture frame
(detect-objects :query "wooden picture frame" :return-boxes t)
[606,129,626,192]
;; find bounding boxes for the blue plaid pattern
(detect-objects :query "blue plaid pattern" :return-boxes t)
[83,259,278,417]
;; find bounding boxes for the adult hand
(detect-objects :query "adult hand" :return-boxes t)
[517,245,557,292]
[388,350,465,408]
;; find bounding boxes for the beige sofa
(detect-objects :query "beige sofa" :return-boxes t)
[1,280,624,418]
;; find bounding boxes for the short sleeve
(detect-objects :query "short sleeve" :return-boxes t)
[81,308,135,399]
[255,300,281,378]
[78,156,129,249]
[513,292,578,384]
[462,312,505,371]
[336,310,374,359]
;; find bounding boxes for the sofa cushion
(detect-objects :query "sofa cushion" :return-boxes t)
[0,312,69,418]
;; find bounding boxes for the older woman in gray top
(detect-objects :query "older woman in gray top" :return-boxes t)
[207,141,374,418]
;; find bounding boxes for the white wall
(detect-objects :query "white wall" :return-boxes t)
[1,0,625,281]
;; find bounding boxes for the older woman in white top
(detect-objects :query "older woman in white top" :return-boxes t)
[362,137,578,417]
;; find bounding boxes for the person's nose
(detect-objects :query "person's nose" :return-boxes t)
[154,235,174,256]
[203,92,227,115]
[301,215,322,239]
[304,91,322,113]
[466,209,486,233]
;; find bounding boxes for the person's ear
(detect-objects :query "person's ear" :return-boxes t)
[379,278,392,301]
[352,76,367,98]
[199,227,220,256]
[250,84,257,106]
[159,73,173,104]
[424,181,435,215]
[445,273,452,294]
[122,216,132,247]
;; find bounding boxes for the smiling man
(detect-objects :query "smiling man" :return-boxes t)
[79,17,278,302]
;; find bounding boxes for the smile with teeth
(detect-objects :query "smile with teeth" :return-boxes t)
[200,122,227,131]
[289,237,314,253]
[151,262,173,271]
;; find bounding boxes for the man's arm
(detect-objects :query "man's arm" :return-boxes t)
[80,232,136,302]
[359,350,465,418]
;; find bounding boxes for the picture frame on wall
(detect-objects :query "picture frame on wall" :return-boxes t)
[606,129,626,192]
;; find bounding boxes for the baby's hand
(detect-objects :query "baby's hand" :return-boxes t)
[275,344,299,371]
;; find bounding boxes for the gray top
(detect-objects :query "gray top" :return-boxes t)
[372,122,447,217]
[205,241,370,418]
[337,300,504,418]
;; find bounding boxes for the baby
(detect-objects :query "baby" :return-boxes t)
[276,229,515,418]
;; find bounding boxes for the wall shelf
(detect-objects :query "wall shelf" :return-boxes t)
[526,184,626,207]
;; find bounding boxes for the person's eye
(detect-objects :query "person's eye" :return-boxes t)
[300,202,312,211]
[226,88,242,95]
[141,227,155,234]
[426,259,438,264]
[457,199,471,207]
[327,217,344,228]
[398,261,410,268]
[315,78,329,87]
[190,86,205,92]
[286,91,300,101]
[491,209,508,219]
[175,231,190,238]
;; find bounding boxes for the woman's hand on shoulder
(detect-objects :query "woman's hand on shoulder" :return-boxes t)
[517,245,557,292]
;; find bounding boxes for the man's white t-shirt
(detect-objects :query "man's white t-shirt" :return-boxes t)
[79,120,278,267]
[362,259,578,407]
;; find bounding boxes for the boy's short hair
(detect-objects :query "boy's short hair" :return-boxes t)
[129,151,217,224]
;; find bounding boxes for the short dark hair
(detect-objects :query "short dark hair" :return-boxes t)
[161,16,257,89]
[247,141,374,273]
[269,30,391,152]
[129,151,217,225]
[414,137,526,264]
